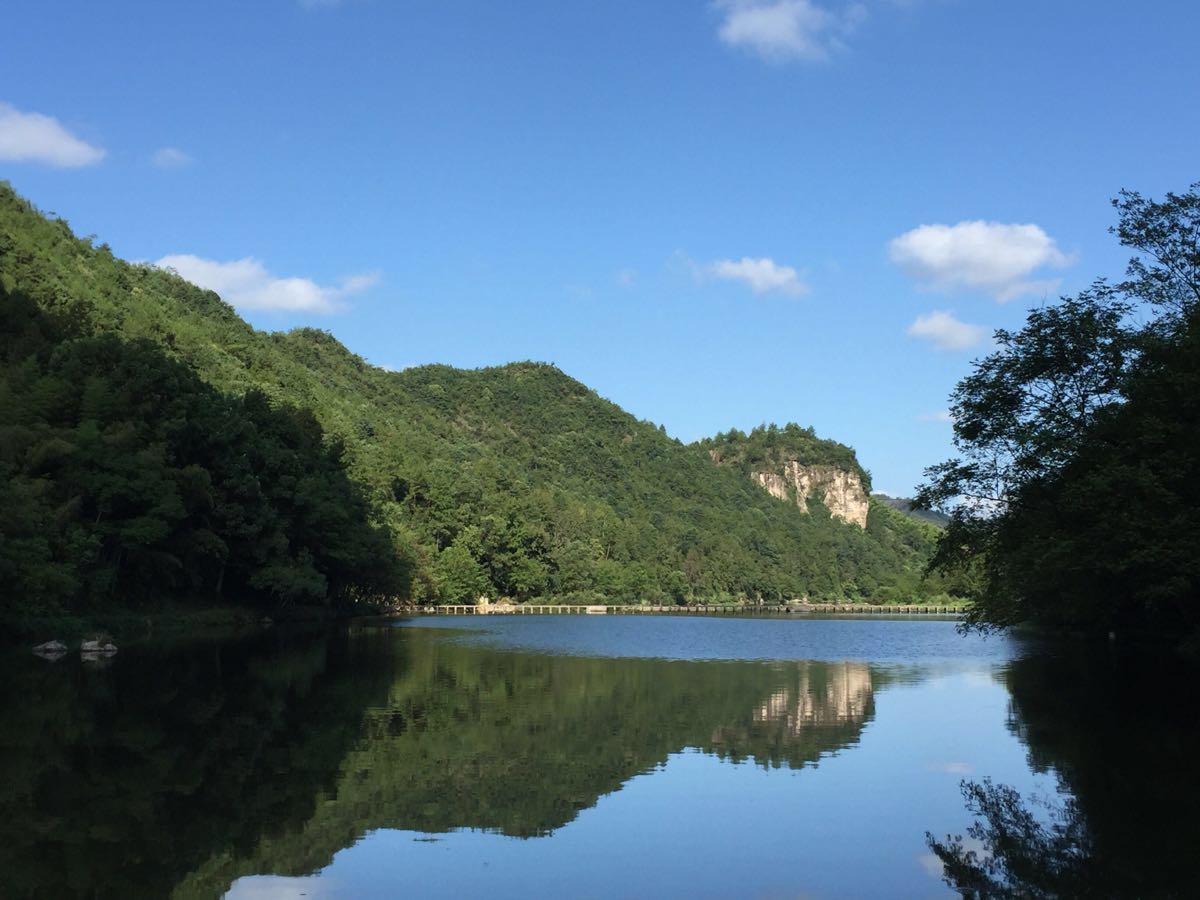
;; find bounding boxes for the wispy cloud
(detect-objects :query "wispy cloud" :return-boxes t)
[0,101,105,167]
[714,0,866,63]
[224,875,337,900]
[152,146,193,169]
[926,760,973,774]
[707,256,810,297]
[889,220,1073,302]
[155,255,378,314]
[916,853,944,879]
[907,310,985,350]
[616,268,638,289]
[917,409,954,423]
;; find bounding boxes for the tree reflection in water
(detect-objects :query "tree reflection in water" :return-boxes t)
[929,638,1200,898]
[0,625,882,899]
[926,778,1100,898]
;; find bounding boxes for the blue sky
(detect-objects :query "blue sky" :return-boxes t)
[3,0,1197,494]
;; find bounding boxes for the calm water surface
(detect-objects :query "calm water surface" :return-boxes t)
[3,615,1196,898]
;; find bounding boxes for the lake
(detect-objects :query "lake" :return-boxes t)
[2,615,1196,898]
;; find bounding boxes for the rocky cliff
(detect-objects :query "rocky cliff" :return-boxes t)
[700,424,873,529]
[749,461,870,528]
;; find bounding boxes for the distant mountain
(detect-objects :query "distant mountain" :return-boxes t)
[0,182,945,612]
[873,494,950,527]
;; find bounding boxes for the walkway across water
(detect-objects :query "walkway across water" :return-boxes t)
[416,603,961,616]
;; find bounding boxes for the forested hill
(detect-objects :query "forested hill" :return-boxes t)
[0,183,943,615]
[697,422,870,487]
[873,495,950,528]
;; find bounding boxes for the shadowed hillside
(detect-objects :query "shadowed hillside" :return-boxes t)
[0,183,941,610]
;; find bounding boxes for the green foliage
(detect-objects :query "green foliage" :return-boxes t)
[0,288,407,614]
[872,493,950,527]
[701,424,945,602]
[919,183,1200,635]
[433,543,489,602]
[0,181,934,609]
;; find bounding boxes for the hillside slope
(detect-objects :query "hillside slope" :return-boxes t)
[0,183,939,606]
[873,494,951,527]
[701,425,942,602]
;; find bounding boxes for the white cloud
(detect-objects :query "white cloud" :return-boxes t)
[889,220,1072,302]
[907,310,985,350]
[714,0,865,63]
[708,256,809,297]
[155,255,378,314]
[152,147,193,169]
[917,409,954,423]
[337,272,380,294]
[0,101,105,167]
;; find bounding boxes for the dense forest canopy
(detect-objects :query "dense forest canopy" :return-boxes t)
[0,182,943,616]
[0,288,406,615]
[919,183,1200,637]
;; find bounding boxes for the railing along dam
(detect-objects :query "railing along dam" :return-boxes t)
[415,604,961,616]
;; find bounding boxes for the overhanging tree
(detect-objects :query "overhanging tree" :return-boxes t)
[918,183,1200,634]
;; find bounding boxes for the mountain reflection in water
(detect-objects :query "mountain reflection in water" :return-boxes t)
[0,623,881,899]
[3,619,1196,899]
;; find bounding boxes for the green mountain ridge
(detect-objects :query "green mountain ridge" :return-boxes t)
[0,182,944,612]
[872,494,950,527]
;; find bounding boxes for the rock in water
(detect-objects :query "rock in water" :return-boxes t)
[32,640,69,661]
[80,638,118,658]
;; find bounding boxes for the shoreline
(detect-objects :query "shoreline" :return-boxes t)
[399,601,966,618]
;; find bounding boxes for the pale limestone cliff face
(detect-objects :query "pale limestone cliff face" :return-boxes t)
[751,461,869,529]
[752,662,873,735]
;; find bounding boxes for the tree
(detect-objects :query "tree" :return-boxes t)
[918,183,1200,634]
[434,544,488,603]
[0,287,407,615]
